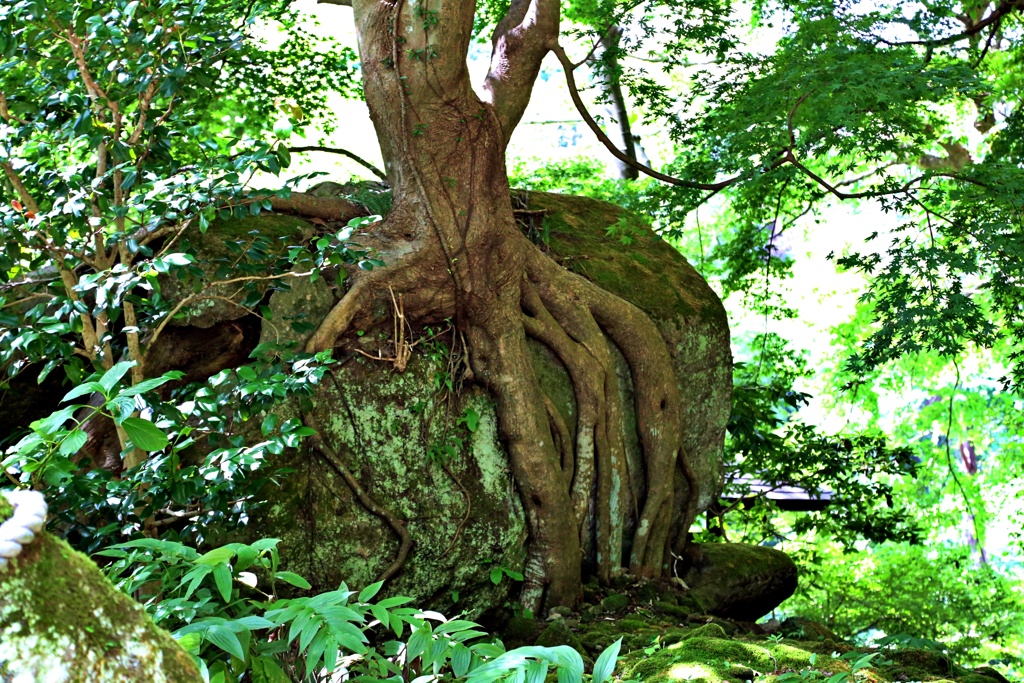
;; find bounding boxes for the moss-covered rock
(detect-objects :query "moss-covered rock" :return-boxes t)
[163,212,316,329]
[685,623,730,640]
[779,617,841,642]
[601,592,630,613]
[496,581,1005,683]
[682,543,798,621]
[503,615,542,647]
[536,619,589,661]
[242,354,529,616]
[0,528,199,681]
[196,191,732,612]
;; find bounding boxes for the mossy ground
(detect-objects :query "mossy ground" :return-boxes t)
[494,579,1013,683]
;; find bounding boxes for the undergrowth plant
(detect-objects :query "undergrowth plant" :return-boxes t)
[99,535,623,683]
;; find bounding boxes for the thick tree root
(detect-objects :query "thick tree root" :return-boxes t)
[525,244,695,577]
[298,223,698,606]
[304,417,413,583]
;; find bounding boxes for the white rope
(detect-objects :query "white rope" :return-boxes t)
[0,489,47,570]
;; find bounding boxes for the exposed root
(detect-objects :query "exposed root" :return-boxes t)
[304,417,413,583]
[268,192,367,223]
[353,286,413,371]
[305,275,377,353]
[439,460,472,556]
[520,276,628,580]
[525,244,693,578]
[463,282,582,612]
[543,392,574,489]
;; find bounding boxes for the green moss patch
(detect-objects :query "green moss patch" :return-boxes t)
[494,580,1008,683]
[0,531,199,681]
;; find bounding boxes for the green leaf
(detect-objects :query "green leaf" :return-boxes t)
[452,642,473,677]
[205,623,246,661]
[461,408,480,433]
[525,659,549,683]
[275,571,311,589]
[435,619,482,635]
[99,361,136,393]
[119,372,184,397]
[406,626,431,661]
[358,580,384,603]
[235,545,257,571]
[58,429,88,457]
[375,595,413,608]
[234,615,275,630]
[197,547,236,565]
[175,631,203,655]
[261,413,279,436]
[62,381,107,403]
[276,145,291,168]
[213,563,233,603]
[592,638,621,683]
[251,656,290,683]
[490,567,503,585]
[121,417,169,451]
[32,407,78,438]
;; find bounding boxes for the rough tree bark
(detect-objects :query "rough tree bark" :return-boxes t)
[299,1,714,612]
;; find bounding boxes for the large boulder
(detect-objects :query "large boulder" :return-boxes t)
[170,190,733,613]
[681,542,798,621]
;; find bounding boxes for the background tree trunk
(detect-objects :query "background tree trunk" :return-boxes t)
[594,26,641,181]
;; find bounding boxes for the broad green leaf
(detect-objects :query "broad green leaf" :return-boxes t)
[298,615,321,653]
[592,638,621,683]
[119,372,184,397]
[375,595,413,608]
[121,417,169,451]
[275,571,311,589]
[213,563,233,603]
[197,547,236,565]
[233,615,275,630]
[452,642,473,677]
[175,631,202,655]
[59,429,88,456]
[205,623,246,661]
[31,407,78,438]
[406,626,431,662]
[251,656,290,683]
[525,659,549,683]
[99,361,136,393]
[62,381,107,403]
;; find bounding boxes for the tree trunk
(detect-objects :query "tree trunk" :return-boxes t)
[303,1,707,612]
[594,26,640,181]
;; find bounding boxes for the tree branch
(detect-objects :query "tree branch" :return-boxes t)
[482,0,562,144]
[550,44,753,191]
[289,145,387,180]
[876,0,1021,47]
